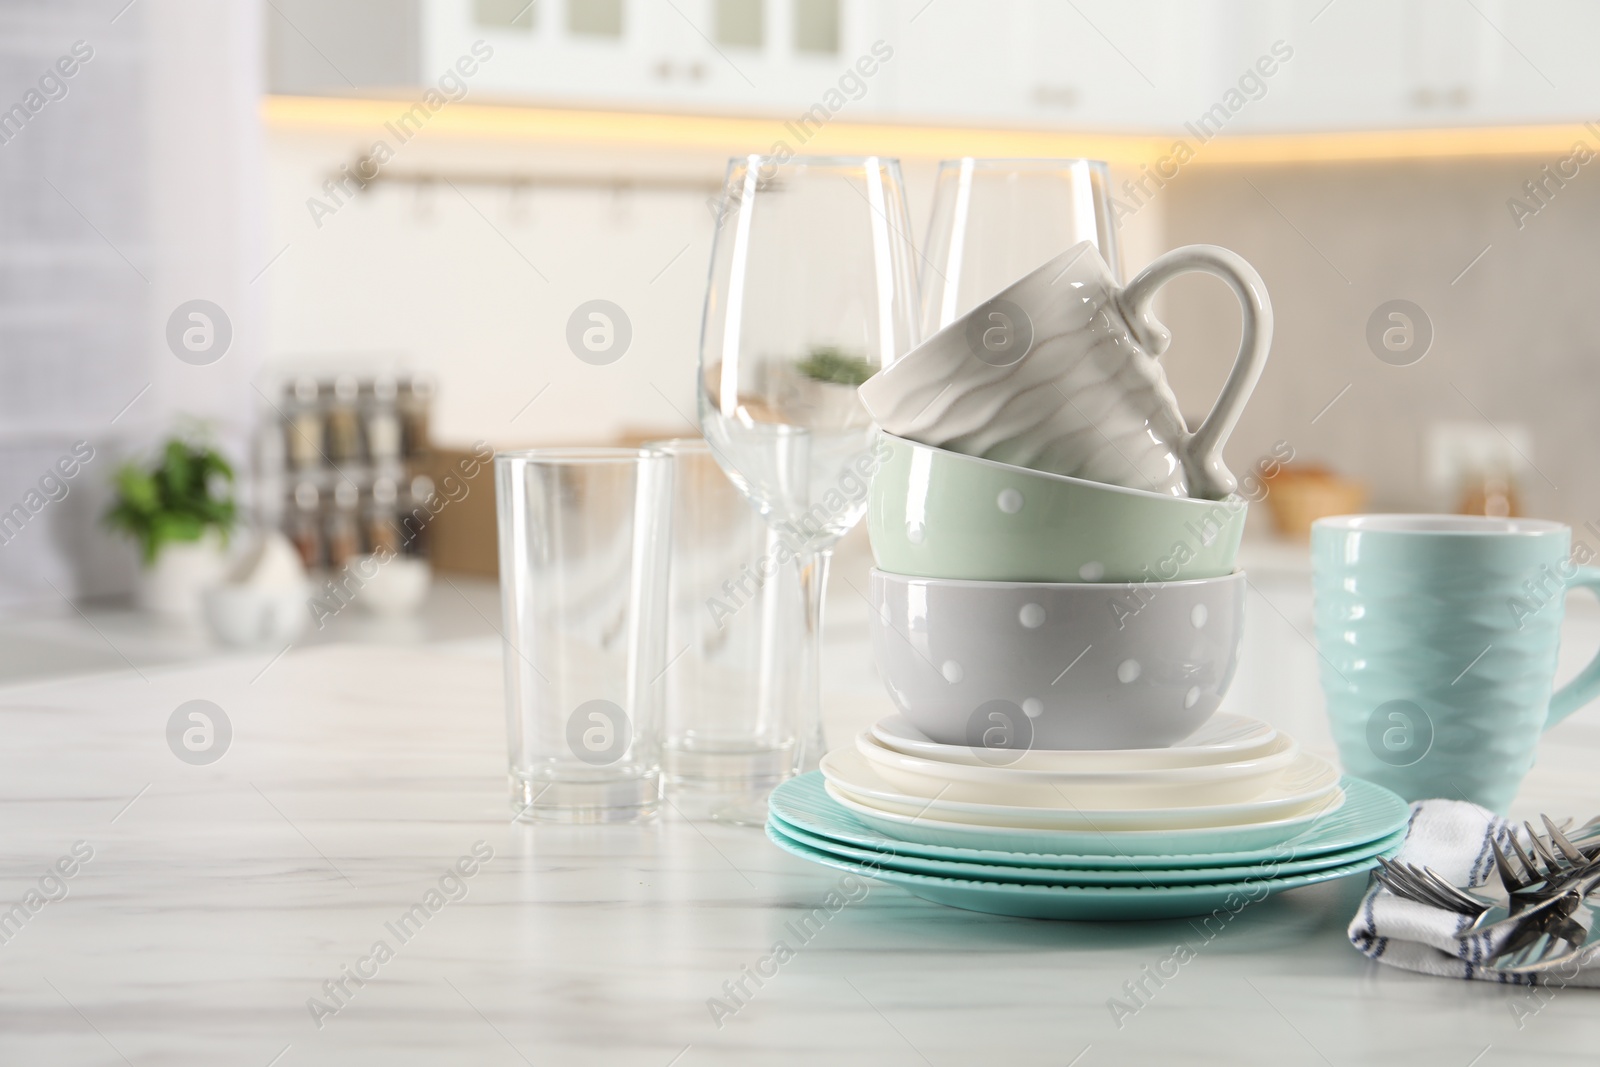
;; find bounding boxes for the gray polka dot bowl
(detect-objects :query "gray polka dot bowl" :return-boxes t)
[867,433,1246,583]
[868,568,1245,750]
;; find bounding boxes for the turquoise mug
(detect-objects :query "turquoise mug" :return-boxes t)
[1311,515,1600,813]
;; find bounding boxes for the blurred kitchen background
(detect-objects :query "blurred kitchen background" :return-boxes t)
[6,0,1600,666]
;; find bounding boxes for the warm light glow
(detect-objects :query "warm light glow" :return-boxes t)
[264,95,1598,165]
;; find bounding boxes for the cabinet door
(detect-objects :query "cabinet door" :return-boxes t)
[1228,0,1600,132]
[421,0,718,109]
[1022,0,1220,131]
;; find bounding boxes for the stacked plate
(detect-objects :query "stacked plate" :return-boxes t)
[766,714,1409,920]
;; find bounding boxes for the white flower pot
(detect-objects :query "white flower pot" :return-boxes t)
[136,530,229,620]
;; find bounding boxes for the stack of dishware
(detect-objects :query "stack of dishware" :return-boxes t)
[765,713,1409,920]
[763,158,1409,918]
[853,228,1274,757]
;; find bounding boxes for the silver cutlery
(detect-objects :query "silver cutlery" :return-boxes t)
[1374,816,1599,912]
[1489,894,1600,974]
[1482,818,1600,973]
[1371,813,1600,973]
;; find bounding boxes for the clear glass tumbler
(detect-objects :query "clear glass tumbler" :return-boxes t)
[647,439,803,797]
[495,448,673,822]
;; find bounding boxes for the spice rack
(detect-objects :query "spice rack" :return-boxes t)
[256,372,436,572]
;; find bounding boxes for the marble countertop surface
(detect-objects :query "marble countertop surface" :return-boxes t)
[3,565,1599,1065]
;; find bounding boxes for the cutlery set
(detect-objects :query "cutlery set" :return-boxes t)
[1374,815,1600,975]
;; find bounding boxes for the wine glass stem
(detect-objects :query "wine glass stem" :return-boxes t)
[796,547,832,773]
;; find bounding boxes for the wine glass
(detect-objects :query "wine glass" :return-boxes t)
[697,155,919,784]
[920,158,1119,336]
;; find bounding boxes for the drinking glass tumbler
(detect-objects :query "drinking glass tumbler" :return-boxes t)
[647,439,803,794]
[495,448,673,822]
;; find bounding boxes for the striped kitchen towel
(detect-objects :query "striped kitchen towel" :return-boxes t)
[1348,798,1600,986]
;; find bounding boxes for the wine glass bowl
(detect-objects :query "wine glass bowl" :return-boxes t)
[920,158,1119,338]
[699,155,919,548]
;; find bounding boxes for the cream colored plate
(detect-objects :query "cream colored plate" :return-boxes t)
[871,712,1279,771]
[820,747,1341,832]
[854,731,1298,809]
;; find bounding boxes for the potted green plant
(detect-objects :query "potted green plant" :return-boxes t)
[773,345,877,427]
[105,436,237,618]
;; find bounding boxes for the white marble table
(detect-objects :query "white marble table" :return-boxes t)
[3,569,1599,1065]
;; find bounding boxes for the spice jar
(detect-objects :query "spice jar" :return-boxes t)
[326,375,363,464]
[367,476,402,556]
[289,481,322,569]
[365,375,403,464]
[399,375,433,461]
[287,378,324,471]
[327,481,361,568]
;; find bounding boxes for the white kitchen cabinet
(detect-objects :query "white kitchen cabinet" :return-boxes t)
[416,0,900,116]
[1234,0,1600,133]
[880,0,1207,131]
[411,0,1225,129]
[272,0,1600,133]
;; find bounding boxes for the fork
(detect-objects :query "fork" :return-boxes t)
[1484,817,1600,973]
[1490,894,1600,974]
[1373,858,1568,936]
[1371,815,1600,931]
[1374,858,1450,906]
[1493,818,1599,894]
[1375,859,1495,914]
[1471,865,1600,939]
[1463,820,1600,935]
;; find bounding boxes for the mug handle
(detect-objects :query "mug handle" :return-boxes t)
[1113,245,1273,499]
[1545,565,1600,728]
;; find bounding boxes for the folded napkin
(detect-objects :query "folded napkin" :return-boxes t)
[1349,798,1600,987]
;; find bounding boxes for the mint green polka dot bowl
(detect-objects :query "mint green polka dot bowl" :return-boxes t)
[867,433,1247,583]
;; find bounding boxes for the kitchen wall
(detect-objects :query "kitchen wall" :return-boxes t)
[263,129,725,452]
[1157,154,1600,530]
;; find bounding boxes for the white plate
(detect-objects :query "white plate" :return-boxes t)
[854,731,1298,808]
[820,747,1341,832]
[823,781,1350,855]
[871,712,1279,771]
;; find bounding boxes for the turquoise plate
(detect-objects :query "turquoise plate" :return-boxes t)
[765,823,1386,921]
[769,771,1409,869]
[770,818,1406,886]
